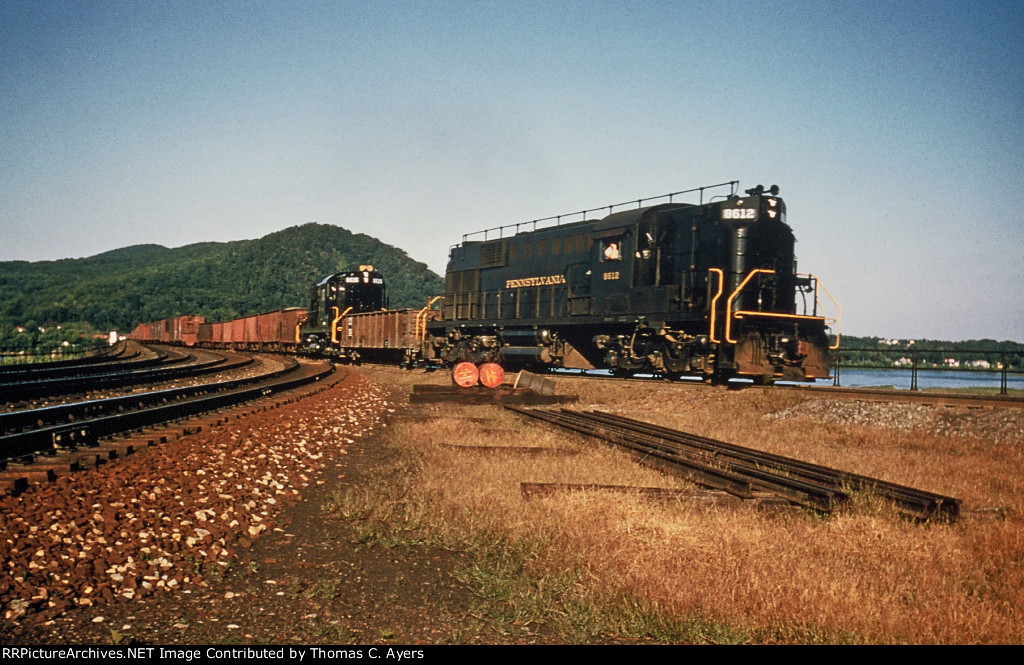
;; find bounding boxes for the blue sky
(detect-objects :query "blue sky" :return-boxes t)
[2,1,1022,340]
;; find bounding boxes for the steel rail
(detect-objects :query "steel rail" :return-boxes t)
[0,359,331,464]
[0,346,142,381]
[0,353,260,434]
[531,408,843,512]
[507,405,765,500]
[0,340,131,376]
[546,370,1024,410]
[772,383,1024,409]
[506,406,960,520]
[0,348,250,401]
[574,410,958,519]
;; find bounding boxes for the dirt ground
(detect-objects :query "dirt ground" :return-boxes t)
[0,372,536,646]
[6,365,1019,645]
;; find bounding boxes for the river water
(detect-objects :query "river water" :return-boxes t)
[556,367,1023,391]
[807,368,1023,391]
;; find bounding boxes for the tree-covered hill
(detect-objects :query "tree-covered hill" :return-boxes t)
[833,335,1024,369]
[0,223,444,333]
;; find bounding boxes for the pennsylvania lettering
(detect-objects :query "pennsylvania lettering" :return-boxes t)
[505,274,566,289]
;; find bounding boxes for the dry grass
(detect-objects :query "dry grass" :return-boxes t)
[354,366,1024,644]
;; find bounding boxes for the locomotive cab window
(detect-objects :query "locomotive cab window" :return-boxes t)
[601,239,622,261]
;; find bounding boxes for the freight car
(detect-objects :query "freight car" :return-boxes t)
[130,266,440,366]
[425,182,837,383]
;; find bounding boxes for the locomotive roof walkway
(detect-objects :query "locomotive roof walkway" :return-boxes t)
[462,180,741,243]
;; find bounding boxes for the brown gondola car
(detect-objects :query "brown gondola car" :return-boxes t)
[255,308,306,349]
[337,308,440,363]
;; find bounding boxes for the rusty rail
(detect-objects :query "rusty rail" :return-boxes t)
[506,407,961,521]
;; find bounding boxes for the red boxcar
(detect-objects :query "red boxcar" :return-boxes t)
[172,315,205,346]
[230,318,245,344]
[256,307,306,346]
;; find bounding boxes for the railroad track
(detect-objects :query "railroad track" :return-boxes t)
[0,339,130,377]
[0,340,168,382]
[0,345,255,402]
[506,407,961,521]
[0,358,335,491]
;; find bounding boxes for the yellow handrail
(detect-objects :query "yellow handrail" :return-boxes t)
[724,270,841,349]
[805,274,841,349]
[725,269,775,344]
[707,268,725,343]
[331,306,352,344]
[416,296,442,340]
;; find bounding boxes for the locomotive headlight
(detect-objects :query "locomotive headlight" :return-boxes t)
[767,209,777,219]
[767,198,778,207]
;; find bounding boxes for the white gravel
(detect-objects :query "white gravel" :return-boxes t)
[764,399,1024,445]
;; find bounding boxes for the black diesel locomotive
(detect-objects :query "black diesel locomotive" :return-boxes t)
[426,182,837,383]
[300,266,387,356]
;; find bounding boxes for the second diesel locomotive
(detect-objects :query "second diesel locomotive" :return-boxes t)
[426,182,837,383]
[300,266,387,356]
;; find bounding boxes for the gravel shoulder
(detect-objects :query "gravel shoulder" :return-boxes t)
[1,368,507,645]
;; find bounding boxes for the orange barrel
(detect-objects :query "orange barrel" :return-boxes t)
[478,362,505,389]
[452,361,479,388]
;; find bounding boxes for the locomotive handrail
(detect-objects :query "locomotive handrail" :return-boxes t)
[330,306,353,345]
[724,270,776,344]
[806,274,841,349]
[461,181,740,243]
[724,271,841,349]
[707,268,726,343]
[416,296,443,340]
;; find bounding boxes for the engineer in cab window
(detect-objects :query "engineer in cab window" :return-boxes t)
[603,240,621,261]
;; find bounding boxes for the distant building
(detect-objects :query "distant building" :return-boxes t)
[893,357,913,367]
[943,358,960,368]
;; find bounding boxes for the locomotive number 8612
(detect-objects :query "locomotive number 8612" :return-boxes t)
[424,181,839,384]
